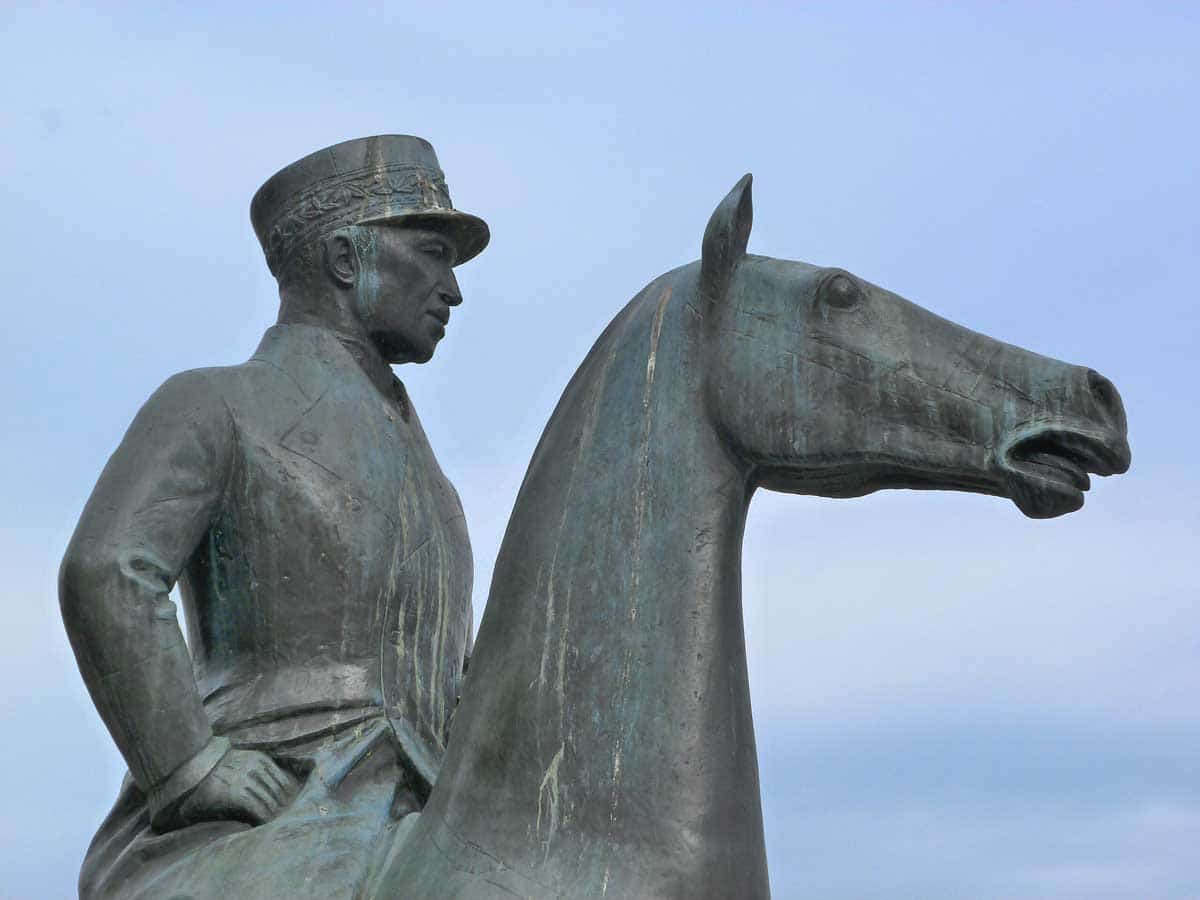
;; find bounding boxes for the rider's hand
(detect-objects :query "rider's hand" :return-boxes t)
[175,748,302,827]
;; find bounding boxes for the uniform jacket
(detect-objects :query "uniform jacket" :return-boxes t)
[60,324,473,818]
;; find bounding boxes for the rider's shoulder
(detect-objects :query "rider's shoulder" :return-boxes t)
[137,365,246,426]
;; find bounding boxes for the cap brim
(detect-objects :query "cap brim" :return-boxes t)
[360,210,490,266]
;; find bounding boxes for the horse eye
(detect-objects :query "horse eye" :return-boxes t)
[820,272,862,310]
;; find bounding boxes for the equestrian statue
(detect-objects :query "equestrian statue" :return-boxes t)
[60,136,1131,898]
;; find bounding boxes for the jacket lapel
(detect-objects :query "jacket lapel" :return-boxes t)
[254,325,408,524]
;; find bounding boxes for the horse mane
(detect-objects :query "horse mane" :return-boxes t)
[518,263,699,486]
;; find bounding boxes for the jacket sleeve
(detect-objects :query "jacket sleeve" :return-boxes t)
[60,370,234,820]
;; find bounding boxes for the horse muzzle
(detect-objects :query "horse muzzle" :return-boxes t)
[995,369,1131,518]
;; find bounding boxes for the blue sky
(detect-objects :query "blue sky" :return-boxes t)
[2,3,1197,897]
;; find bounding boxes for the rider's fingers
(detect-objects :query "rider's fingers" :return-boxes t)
[251,768,285,806]
[278,765,302,793]
[244,784,277,820]
[263,759,301,796]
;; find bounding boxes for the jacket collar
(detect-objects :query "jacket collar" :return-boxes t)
[251,324,401,406]
[251,325,410,524]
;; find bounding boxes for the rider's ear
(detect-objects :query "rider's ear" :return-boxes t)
[700,173,753,303]
[322,232,358,288]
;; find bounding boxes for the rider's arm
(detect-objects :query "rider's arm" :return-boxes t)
[59,370,234,826]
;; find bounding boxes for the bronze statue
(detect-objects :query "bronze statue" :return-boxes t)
[61,136,487,897]
[62,141,1130,898]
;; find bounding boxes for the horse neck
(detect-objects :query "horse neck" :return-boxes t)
[425,275,770,896]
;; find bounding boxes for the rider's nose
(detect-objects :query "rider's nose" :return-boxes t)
[440,289,463,307]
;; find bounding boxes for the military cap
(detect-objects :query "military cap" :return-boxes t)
[251,135,489,276]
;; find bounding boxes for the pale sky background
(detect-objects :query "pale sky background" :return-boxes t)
[2,3,1197,898]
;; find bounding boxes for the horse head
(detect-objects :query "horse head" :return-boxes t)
[700,175,1131,518]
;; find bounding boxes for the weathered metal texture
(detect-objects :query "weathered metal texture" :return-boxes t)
[384,175,1130,897]
[61,151,1130,899]
[61,136,481,899]
[64,325,475,898]
[251,134,490,275]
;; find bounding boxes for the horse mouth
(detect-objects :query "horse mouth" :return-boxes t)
[1000,427,1131,519]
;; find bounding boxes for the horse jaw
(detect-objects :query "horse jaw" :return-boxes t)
[998,422,1132,519]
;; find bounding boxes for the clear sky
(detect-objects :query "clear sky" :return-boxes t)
[2,2,1197,897]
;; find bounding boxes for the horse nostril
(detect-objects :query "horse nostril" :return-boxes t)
[1086,369,1126,432]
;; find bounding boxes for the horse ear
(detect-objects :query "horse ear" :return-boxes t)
[700,173,753,302]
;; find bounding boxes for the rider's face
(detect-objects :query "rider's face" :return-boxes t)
[355,226,461,364]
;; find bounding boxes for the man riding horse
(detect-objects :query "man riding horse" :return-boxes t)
[60,135,487,898]
[61,137,1131,899]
